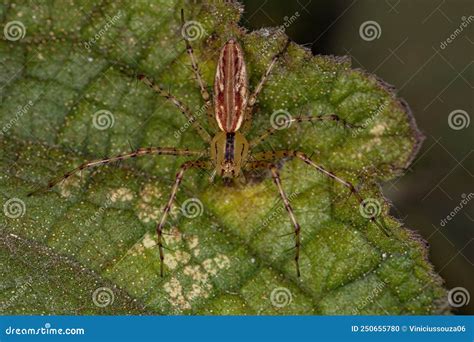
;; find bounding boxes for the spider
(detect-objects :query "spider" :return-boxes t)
[28,10,389,278]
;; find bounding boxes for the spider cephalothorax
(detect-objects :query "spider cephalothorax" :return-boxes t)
[29,9,389,278]
[210,131,249,178]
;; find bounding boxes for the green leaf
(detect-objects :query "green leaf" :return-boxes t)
[0,1,447,314]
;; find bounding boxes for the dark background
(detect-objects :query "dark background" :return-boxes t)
[241,0,473,314]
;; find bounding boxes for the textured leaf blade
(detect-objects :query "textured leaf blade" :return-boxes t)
[0,1,446,315]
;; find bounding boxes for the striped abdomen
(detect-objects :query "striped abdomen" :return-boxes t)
[214,39,248,132]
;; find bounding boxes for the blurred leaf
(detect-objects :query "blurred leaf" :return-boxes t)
[0,1,446,314]
[0,230,145,314]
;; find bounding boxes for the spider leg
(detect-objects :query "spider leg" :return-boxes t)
[27,147,206,196]
[249,114,356,148]
[250,150,390,236]
[157,160,210,277]
[242,39,291,133]
[180,9,216,131]
[138,75,211,142]
[245,160,302,277]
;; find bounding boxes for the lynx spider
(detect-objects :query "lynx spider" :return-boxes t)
[29,10,389,278]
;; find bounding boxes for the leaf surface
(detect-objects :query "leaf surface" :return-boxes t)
[0,1,446,314]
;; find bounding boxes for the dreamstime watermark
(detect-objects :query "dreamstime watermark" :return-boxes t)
[448,287,470,308]
[270,287,293,308]
[351,280,386,314]
[359,21,382,41]
[82,11,122,51]
[1,100,33,136]
[270,109,293,130]
[261,190,300,228]
[181,198,204,219]
[0,276,32,310]
[439,193,473,227]
[351,102,387,137]
[258,11,300,55]
[448,109,470,130]
[3,20,26,41]
[5,323,85,336]
[181,20,206,41]
[3,198,26,219]
[92,110,115,130]
[174,102,210,139]
[359,198,382,219]
[84,196,113,227]
[440,16,474,50]
[92,287,114,307]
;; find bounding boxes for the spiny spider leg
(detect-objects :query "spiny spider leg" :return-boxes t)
[249,114,356,148]
[180,9,216,130]
[250,150,390,237]
[138,75,211,142]
[27,147,206,196]
[242,39,291,133]
[156,160,211,277]
[181,9,210,103]
[245,160,301,277]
